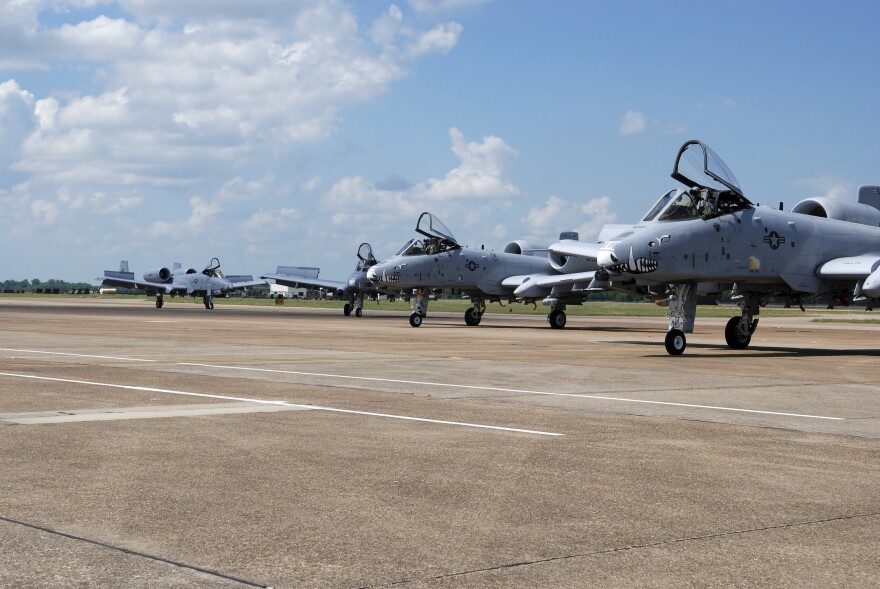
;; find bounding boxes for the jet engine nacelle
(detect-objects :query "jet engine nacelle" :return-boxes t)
[792,197,880,227]
[143,267,172,283]
[504,241,547,257]
[549,251,595,273]
[548,240,600,273]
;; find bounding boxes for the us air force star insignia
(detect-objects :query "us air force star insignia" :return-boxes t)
[763,231,786,250]
[466,261,478,271]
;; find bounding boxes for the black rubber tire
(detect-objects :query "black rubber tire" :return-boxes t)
[409,313,423,327]
[664,329,686,355]
[156,300,163,309]
[724,316,752,349]
[548,309,567,329]
[464,307,481,326]
[355,308,362,317]
[343,303,352,316]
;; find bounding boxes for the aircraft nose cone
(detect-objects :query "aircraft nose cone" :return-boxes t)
[366,267,380,282]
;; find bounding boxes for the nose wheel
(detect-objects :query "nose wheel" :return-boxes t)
[203,296,214,309]
[664,329,686,355]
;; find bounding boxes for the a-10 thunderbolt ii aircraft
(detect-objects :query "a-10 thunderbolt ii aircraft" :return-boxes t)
[101,258,266,309]
[261,243,394,317]
[366,212,607,327]
[595,139,880,355]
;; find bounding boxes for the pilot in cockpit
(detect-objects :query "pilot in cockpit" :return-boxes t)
[424,237,439,255]
[694,188,717,219]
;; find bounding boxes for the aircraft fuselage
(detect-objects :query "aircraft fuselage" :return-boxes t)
[603,206,880,294]
[370,246,552,296]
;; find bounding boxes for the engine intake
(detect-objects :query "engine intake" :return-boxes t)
[143,267,172,283]
[504,240,547,257]
[792,197,880,227]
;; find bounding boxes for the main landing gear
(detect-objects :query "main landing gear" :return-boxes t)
[203,295,214,310]
[343,294,365,317]
[548,308,567,329]
[725,290,760,350]
[464,304,484,326]
[663,283,696,355]
[155,294,164,309]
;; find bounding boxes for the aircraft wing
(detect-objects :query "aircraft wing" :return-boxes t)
[816,254,880,279]
[261,273,346,292]
[225,276,268,290]
[816,253,880,297]
[101,272,177,294]
[500,271,606,300]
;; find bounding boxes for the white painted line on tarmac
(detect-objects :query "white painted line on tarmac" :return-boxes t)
[0,372,562,437]
[0,348,157,363]
[0,348,845,421]
[1,402,304,424]
[180,362,846,421]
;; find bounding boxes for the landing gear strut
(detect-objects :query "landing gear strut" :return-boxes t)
[725,291,760,349]
[344,293,365,317]
[408,291,429,327]
[663,283,696,355]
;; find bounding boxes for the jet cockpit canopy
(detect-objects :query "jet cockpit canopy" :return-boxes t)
[394,212,461,256]
[663,140,752,221]
[416,212,459,249]
[356,243,377,271]
[203,257,223,278]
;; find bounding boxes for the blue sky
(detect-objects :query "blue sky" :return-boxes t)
[1,0,877,282]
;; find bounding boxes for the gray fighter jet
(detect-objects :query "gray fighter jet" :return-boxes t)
[262,243,393,317]
[101,258,266,309]
[596,139,880,354]
[367,212,580,327]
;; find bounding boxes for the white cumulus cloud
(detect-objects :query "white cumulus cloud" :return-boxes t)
[411,127,519,200]
[619,110,646,136]
[523,195,617,242]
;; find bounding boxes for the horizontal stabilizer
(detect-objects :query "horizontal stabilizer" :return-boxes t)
[858,185,880,210]
[275,266,319,279]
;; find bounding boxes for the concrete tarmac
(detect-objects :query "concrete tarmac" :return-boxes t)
[1,298,878,588]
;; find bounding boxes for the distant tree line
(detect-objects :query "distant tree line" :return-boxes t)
[1,279,97,293]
